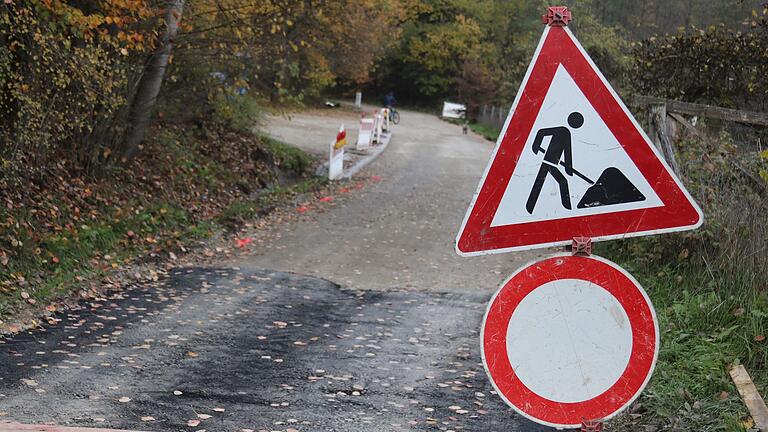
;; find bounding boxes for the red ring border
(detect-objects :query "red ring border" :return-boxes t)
[481,255,659,428]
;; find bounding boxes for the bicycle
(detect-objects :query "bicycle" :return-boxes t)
[386,106,400,125]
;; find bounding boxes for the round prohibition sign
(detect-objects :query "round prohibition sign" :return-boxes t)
[481,254,659,428]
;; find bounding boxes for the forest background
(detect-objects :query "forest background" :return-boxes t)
[1,1,767,430]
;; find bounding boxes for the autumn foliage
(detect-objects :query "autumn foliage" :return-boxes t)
[0,0,401,179]
[0,0,400,316]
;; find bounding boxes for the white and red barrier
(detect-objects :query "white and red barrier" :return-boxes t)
[328,124,346,180]
[381,108,391,132]
[373,112,383,144]
[357,117,374,151]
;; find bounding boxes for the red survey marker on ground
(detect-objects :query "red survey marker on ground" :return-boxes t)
[481,254,659,428]
[455,24,703,256]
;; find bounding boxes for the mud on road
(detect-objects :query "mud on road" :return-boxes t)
[0,268,546,432]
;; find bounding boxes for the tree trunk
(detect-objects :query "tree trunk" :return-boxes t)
[119,0,185,161]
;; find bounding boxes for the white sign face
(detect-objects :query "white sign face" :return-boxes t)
[373,113,383,143]
[329,124,345,180]
[329,144,344,180]
[442,101,466,119]
[506,278,632,403]
[357,118,374,150]
[491,64,663,227]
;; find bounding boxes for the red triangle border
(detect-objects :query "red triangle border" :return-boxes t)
[456,26,703,256]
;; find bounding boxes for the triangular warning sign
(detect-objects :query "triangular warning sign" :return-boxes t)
[456,25,703,256]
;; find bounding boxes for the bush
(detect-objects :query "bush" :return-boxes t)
[0,3,136,179]
[212,92,263,133]
[631,24,768,112]
[606,22,768,429]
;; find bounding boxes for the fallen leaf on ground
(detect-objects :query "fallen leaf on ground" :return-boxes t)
[140,416,155,421]
[197,414,212,419]
[319,196,334,202]
[187,419,200,427]
[187,351,199,358]
[118,397,131,403]
[235,237,253,248]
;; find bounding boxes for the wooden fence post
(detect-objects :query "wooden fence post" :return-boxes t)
[649,103,681,175]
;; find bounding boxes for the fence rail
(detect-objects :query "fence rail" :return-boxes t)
[631,95,768,127]
[478,104,509,130]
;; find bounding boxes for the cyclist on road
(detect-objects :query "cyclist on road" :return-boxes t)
[383,91,397,109]
[383,91,398,122]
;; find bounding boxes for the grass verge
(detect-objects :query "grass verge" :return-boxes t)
[0,123,322,328]
[469,122,501,141]
[600,239,766,430]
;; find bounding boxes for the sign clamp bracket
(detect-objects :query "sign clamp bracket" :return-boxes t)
[542,6,572,27]
[571,236,592,256]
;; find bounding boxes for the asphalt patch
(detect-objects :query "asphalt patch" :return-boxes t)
[0,268,549,432]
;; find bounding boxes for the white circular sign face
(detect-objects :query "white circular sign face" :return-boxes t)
[506,278,632,403]
[481,254,659,429]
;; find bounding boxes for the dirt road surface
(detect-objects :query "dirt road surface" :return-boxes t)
[0,108,551,431]
[260,107,541,291]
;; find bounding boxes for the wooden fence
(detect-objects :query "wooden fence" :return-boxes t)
[478,104,509,130]
[630,95,768,175]
[478,97,766,175]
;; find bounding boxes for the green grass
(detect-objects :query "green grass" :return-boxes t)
[260,135,314,175]
[0,126,321,324]
[469,122,501,142]
[217,176,327,226]
[0,174,327,321]
[0,203,196,318]
[598,238,768,430]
